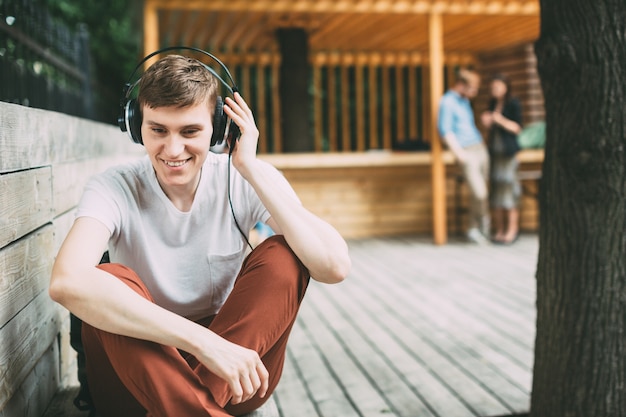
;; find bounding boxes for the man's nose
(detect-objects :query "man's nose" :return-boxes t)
[163,134,185,155]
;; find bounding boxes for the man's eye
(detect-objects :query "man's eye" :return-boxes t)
[151,127,166,134]
[183,129,199,136]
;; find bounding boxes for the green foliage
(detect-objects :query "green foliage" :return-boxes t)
[44,0,143,123]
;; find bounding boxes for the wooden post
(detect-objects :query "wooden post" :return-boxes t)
[408,63,418,140]
[395,64,405,141]
[369,62,378,149]
[313,64,322,151]
[341,64,350,151]
[272,56,282,153]
[257,62,267,153]
[429,12,447,245]
[143,0,159,60]
[328,64,338,151]
[356,63,365,151]
[382,64,391,149]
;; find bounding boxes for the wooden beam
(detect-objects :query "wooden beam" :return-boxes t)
[181,11,213,46]
[309,13,353,43]
[223,12,265,51]
[313,13,368,52]
[170,10,193,45]
[149,0,540,16]
[312,51,422,66]
[429,12,446,245]
[334,15,389,50]
[200,12,235,50]
[238,16,272,51]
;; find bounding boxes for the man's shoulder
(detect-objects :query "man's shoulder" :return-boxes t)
[89,156,151,190]
[440,90,459,105]
[204,150,229,166]
[115,155,150,174]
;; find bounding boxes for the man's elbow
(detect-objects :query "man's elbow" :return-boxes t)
[48,266,76,306]
[315,254,351,284]
[49,272,68,304]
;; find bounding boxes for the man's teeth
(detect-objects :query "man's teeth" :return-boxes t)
[165,160,186,167]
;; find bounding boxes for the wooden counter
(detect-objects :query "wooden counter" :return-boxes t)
[259,150,543,239]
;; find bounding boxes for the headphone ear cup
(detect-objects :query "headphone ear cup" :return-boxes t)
[211,96,227,146]
[126,99,143,145]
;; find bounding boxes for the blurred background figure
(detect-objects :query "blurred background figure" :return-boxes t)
[438,68,491,244]
[481,74,523,245]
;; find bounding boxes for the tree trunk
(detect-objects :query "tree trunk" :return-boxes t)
[531,1,626,416]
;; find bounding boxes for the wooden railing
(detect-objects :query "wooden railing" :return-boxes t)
[214,52,475,154]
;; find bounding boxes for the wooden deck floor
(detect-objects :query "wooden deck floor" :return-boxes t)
[43,234,538,417]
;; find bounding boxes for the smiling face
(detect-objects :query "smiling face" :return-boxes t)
[135,54,219,204]
[141,101,214,197]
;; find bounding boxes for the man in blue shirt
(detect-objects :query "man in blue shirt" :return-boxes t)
[438,69,490,243]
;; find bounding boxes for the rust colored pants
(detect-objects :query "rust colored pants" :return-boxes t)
[82,236,309,417]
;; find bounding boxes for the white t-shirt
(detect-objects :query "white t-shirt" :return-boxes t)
[76,152,294,320]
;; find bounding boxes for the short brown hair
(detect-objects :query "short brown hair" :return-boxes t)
[456,68,480,87]
[137,54,219,112]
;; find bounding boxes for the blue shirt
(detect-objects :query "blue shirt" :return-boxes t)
[437,90,482,148]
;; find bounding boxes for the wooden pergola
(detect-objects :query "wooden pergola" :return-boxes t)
[141,0,540,244]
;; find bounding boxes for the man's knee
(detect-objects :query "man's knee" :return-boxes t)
[473,187,488,201]
[253,236,302,271]
[246,235,309,295]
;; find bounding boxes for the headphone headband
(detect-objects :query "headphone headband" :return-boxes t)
[123,46,238,100]
[118,46,239,146]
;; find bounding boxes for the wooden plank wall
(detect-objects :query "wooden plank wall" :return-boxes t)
[0,102,143,417]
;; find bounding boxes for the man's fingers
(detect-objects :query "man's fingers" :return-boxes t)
[233,92,252,114]
[229,380,244,405]
[230,359,268,404]
[258,362,269,398]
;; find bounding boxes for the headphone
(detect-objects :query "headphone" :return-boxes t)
[118,46,240,147]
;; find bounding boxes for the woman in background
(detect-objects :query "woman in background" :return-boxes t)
[481,74,523,245]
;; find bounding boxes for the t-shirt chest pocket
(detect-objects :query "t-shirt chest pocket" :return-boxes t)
[206,245,246,308]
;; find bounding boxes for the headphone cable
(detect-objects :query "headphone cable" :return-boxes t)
[227,149,254,252]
